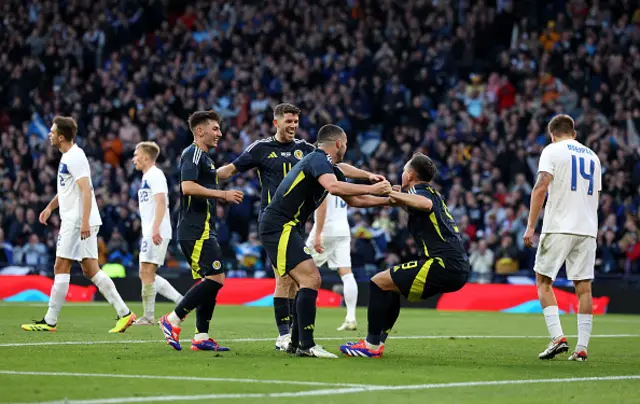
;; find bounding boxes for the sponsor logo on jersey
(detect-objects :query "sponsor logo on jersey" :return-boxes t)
[281,152,291,157]
[294,150,304,160]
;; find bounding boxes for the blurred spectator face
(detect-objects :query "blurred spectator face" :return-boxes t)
[478,239,488,252]
[29,234,39,245]
[26,208,36,224]
[273,112,299,142]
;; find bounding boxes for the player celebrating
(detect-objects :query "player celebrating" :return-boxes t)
[339,153,470,358]
[131,141,183,325]
[306,193,358,331]
[216,103,383,351]
[260,124,391,358]
[523,114,601,362]
[159,110,244,352]
[21,116,136,332]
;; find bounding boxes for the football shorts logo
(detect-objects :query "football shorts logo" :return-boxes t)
[303,246,311,255]
[212,261,222,270]
[294,150,304,160]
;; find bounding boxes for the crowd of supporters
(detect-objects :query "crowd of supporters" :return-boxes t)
[1,0,639,281]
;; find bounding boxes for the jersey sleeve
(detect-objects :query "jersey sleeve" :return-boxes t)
[302,141,316,153]
[537,146,555,176]
[180,150,200,182]
[148,170,169,196]
[307,154,335,179]
[232,142,261,172]
[67,153,91,182]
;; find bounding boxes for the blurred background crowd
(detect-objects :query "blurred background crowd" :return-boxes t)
[1,0,639,282]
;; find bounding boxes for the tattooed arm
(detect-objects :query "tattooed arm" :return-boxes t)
[523,171,553,248]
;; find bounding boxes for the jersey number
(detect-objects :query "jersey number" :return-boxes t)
[141,240,148,253]
[140,192,150,203]
[441,200,460,233]
[282,162,292,177]
[571,155,594,195]
[59,175,65,186]
[392,261,419,272]
[335,198,347,208]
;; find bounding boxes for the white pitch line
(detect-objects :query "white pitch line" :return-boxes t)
[15,375,640,404]
[0,370,374,389]
[1,334,639,348]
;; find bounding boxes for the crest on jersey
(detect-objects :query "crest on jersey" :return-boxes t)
[212,260,222,270]
[294,150,304,160]
[303,246,311,255]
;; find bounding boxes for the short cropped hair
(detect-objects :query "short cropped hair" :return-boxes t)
[135,141,160,161]
[548,114,575,137]
[274,103,301,119]
[316,124,345,144]
[187,110,222,133]
[408,152,437,183]
[53,116,78,142]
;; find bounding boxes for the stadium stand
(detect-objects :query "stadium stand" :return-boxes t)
[1,0,639,282]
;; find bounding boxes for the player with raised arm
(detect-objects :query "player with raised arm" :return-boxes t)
[523,114,602,362]
[21,116,136,333]
[216,104,384,351]
[131,141,183,325]
[339,153,470,358]
[306,193,358,331]
[159,110,244,352]
[259,124,391,358]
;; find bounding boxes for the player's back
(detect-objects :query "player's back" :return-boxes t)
[177,143,218,240]
[139,166,172,239]
[57,144,101,227]
[261,149,343,234]
[539,139,601,238]
[408,184,468,271]
[312,193,350,238]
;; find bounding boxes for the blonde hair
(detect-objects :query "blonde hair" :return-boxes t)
[135,141,161,161]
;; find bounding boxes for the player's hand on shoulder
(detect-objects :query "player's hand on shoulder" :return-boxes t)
[39,208,51,225]
[224,189,244,204]
[371,180,392,195]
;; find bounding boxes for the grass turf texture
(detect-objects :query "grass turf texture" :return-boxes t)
[0,302,639,404]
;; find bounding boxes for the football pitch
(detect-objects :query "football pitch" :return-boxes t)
[1,303,639,404]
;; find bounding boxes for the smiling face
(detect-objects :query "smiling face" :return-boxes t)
[195,119,222,149]
[274,112,299,142]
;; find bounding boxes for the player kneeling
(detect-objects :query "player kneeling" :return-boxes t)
[340,153,470,358]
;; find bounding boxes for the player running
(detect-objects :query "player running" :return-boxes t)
[339,153,470,358]
[216,103,384,351]
[523,114,602,362]
[306,193,358,331]
[22,116,136,333]
[159,110,243,352]
[259,124,391,358]
[131,142,183,325]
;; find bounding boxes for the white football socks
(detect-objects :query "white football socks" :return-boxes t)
[194,332,209,341]
[543,305,564,340]
[141,283,156,320]
[44,273,70,326]
[576,314,593,353]
[167,311,182,327]
[91,271,130,318]
[155,275,183,304]
[341,272,358,323]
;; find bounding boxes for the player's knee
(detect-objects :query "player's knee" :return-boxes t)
[574,280,592,297]
[53,258,72,275]
[372,270,395,291]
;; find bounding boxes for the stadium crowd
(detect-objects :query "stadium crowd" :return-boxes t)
[1,0,640,281]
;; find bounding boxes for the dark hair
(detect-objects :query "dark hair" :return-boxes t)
[316,124,345,144]
[408,152,437,182]
[274,103,301,119]
[548,114,575,136]
[52,116,78,142]
[187,110,222,132]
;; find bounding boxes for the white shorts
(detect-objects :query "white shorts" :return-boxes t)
[139,238,170,267]
[56,225,100,262]
[306,235,351,269]
[533,233,596,281]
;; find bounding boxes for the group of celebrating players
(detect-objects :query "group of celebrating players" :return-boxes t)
[21,104,601,362]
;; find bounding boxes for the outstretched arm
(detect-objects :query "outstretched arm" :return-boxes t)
[216,164,239,181]
[182,181,243,204]
[523,171,552,247]
[343,195,391,208]
[337,163,386,182]
[388,190,433,211]
[317,173,391,197]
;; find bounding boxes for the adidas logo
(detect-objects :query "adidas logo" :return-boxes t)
[304,324,315,331]
[268,152,278,159]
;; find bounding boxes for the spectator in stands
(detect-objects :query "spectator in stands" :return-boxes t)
[0,229,13,265]
[19,234,48,267]
[469,239,495,284]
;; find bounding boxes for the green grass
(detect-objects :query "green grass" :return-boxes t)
[1,302,639,404]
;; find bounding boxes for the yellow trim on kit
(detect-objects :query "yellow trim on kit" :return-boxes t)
[276,202,305,276]
[429,212,444,241]
[257,169,262,186]
[408,258,434,302]
[268,189,271,204]
[190,201,211,279]
[283,171,305,198]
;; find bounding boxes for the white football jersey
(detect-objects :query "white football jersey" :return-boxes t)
[57,144,102,227]
[311,193,350,238]
[138,166,172,239]
[538,139,601,238]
